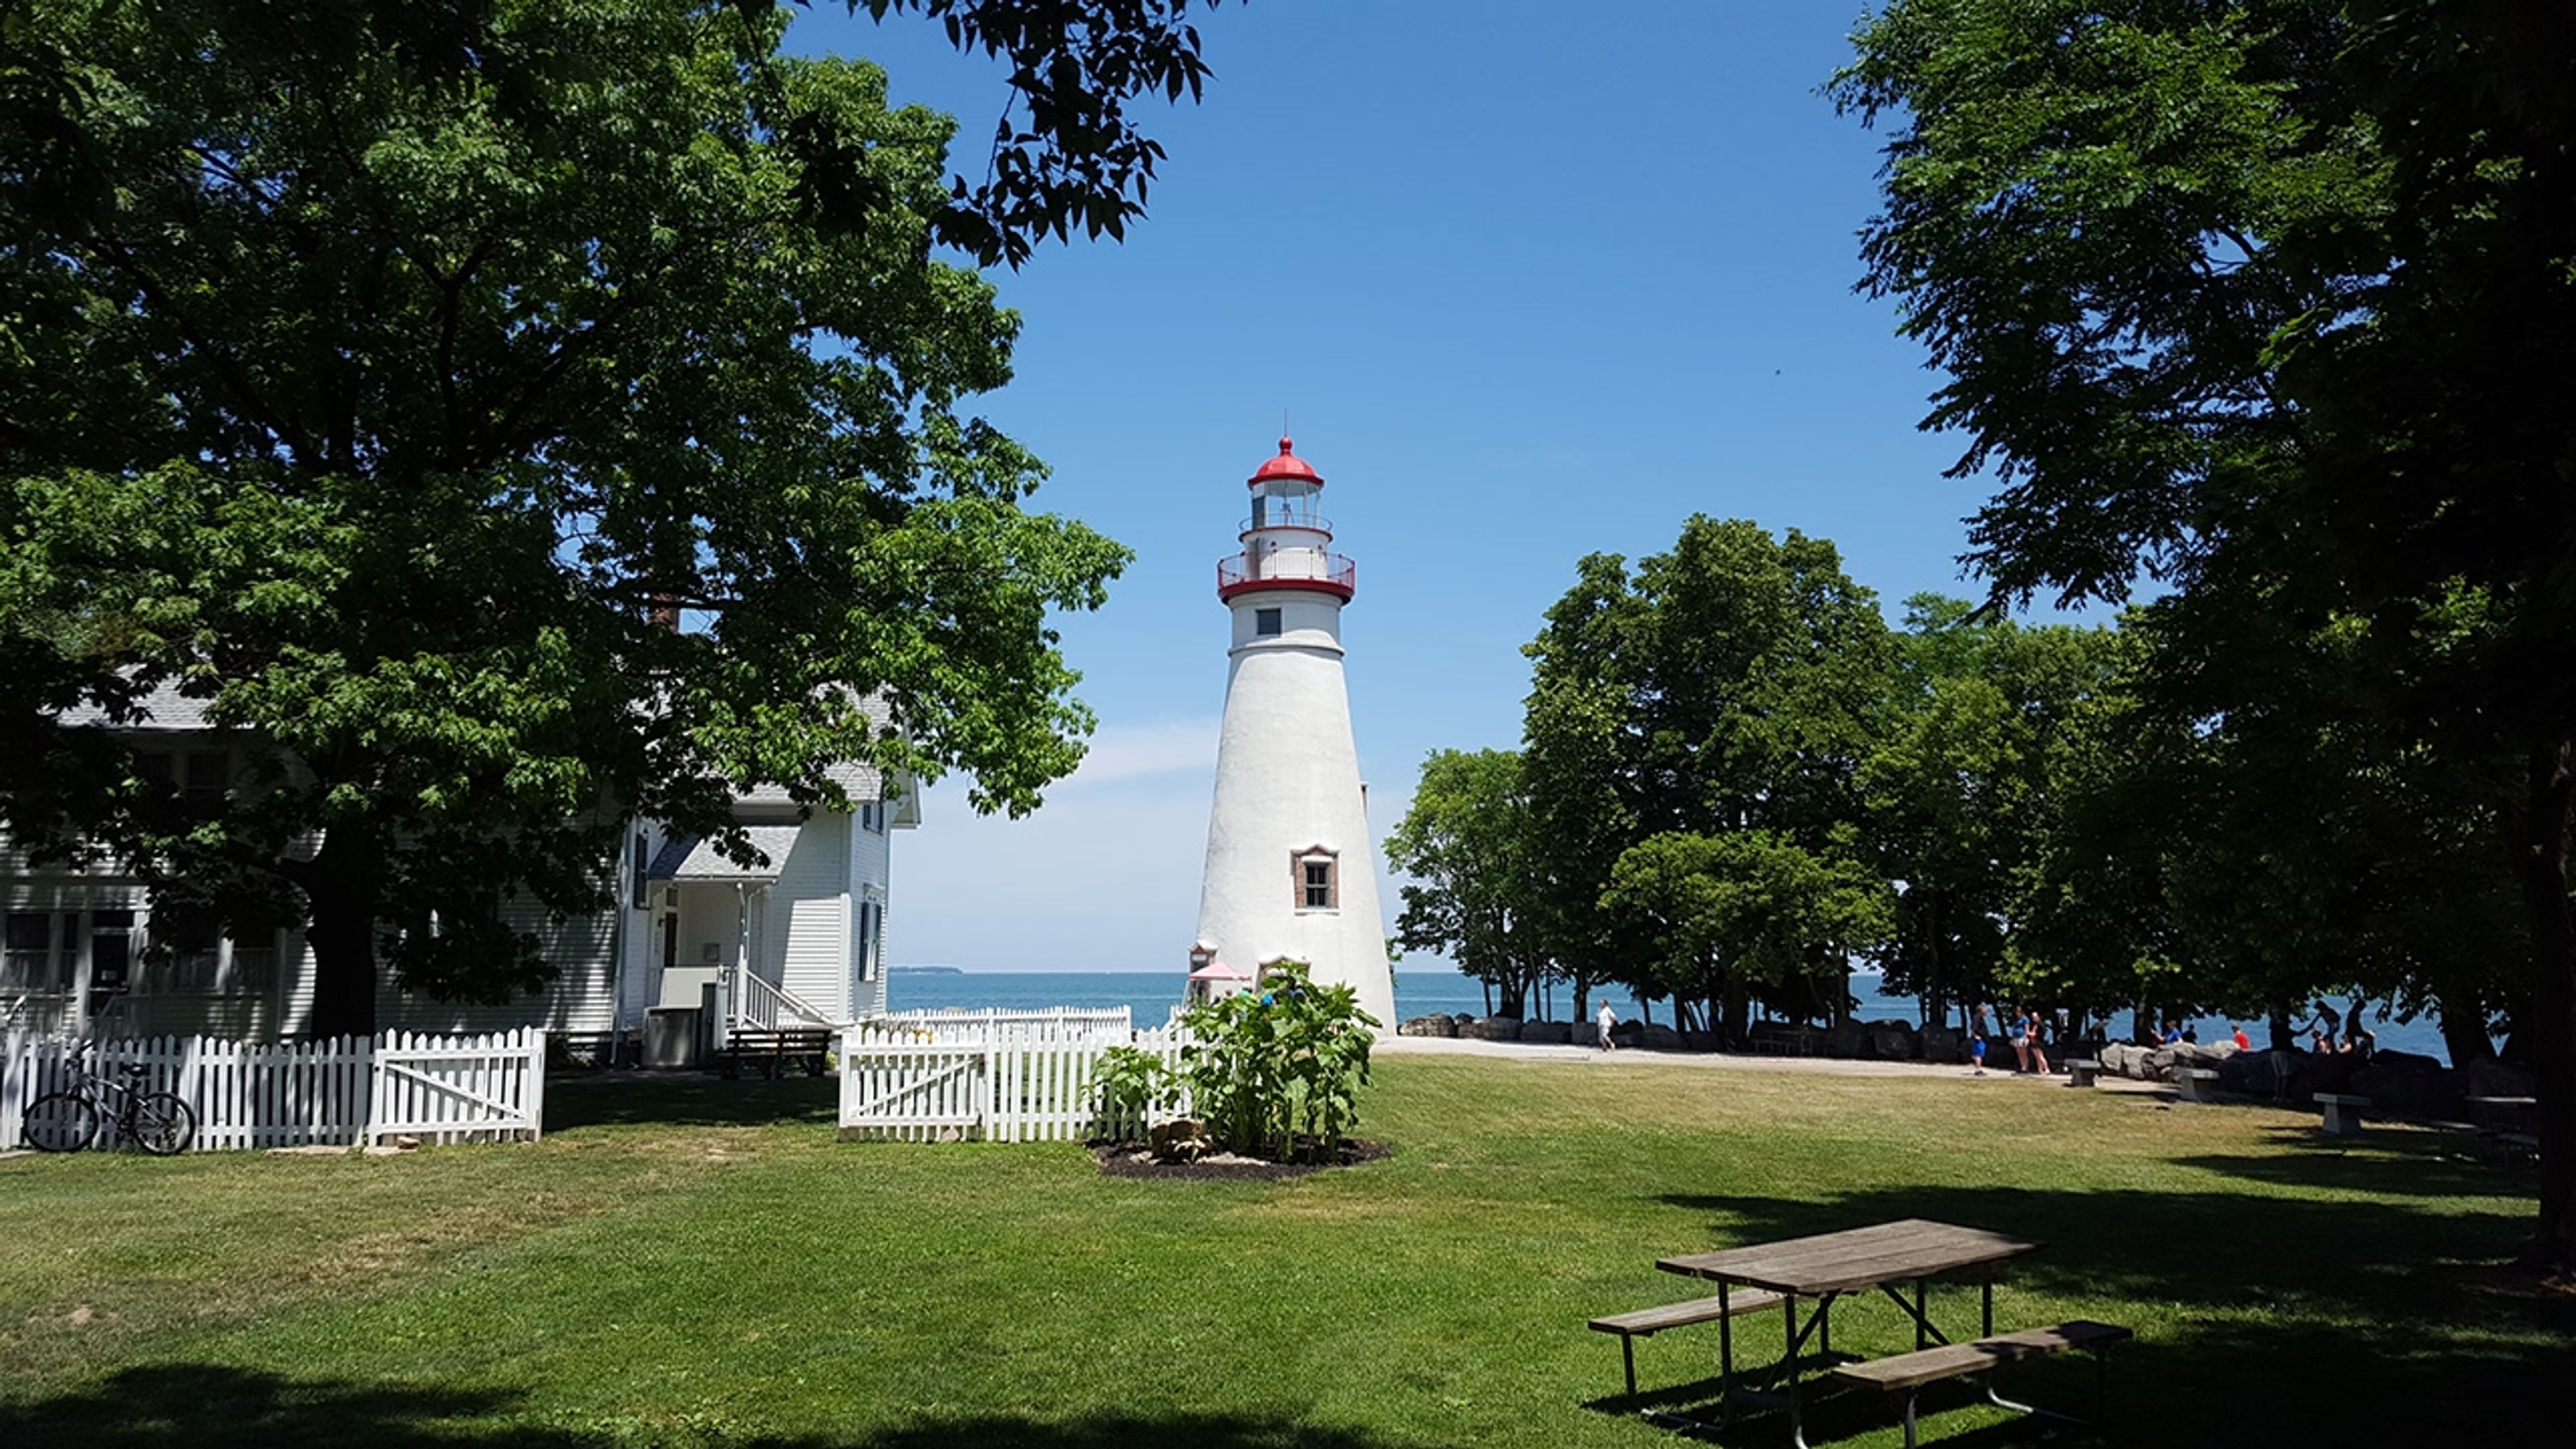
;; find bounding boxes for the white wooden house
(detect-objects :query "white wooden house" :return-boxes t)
[0,684,912,1052]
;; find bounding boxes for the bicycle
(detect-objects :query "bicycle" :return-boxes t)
[19,1044,197,1155]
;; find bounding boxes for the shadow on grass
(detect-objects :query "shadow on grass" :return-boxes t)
[1643,1183,2572,1442]
[543,1074,839,1132]
[2169,1123,2541,1199]
[0,1364,1421,1449]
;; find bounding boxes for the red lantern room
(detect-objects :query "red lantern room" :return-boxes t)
[1216,437,1357,602]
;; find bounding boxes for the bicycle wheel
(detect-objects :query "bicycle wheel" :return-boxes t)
[127,1093,197,1157]
[21,1091,100,1152]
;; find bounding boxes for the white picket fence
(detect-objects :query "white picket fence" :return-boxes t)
[855,1006,1140,1046]
[0,1028,545,1152]
[837,1018,1190,1142]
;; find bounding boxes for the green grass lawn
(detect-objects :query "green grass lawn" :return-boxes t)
[1,1056,2563,1448]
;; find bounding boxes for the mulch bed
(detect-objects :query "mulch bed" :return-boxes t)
[1091,1137,1391,1182]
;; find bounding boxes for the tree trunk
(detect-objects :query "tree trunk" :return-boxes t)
[2438,1010,2497,1071]
[2517,741,2576,1276]
[304,827,385,1040]
[2267,1009,2297,1055]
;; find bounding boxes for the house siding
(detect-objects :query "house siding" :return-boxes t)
[851,808,893,1018]
[770,812,851,1019]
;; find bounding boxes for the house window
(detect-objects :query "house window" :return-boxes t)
[861,800,883,833]
[1293,850,1338,910]
[153,915,225,994]
[2,912,72,991]
[1254,608,1283,637]
[142,911,274,996]
[857,900,879,981]
[182,750,229,803]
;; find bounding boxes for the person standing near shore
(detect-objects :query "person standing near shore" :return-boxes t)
[1597,1000,1618,1052]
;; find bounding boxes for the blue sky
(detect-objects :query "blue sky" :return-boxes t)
[786,3,2004,973]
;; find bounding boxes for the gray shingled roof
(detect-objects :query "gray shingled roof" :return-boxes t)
[54,678,898,811]
[56,678,216,731]
[644,826,804,881]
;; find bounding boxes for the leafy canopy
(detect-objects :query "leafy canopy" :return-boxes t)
[0,0,1142,1028]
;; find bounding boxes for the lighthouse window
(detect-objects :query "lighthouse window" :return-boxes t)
[1295,851,1338,910]
[1254,608,1282,637]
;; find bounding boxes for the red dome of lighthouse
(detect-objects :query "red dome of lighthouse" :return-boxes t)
[1248,435,1323,488]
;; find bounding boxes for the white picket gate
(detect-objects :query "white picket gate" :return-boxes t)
[368,1029,548,1143]
[0,1028,545,1152]
[836,1019,1191,1142]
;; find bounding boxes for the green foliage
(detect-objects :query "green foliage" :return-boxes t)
[1175,962,1376,1161]
[1836,0,2576,1259]
[1860,595,2124,1026]
[1087,1044,1177,1136]
[1604,827,1892,1014]
[1383,748,1551,1014]
[855,1,1236,267]
[1519,517,1891,1033]
[0,1,1146,1032]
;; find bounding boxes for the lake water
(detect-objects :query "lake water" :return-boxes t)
[888,969,2457,1064]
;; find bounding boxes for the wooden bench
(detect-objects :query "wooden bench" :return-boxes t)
[721,1027,835,1079]
[2489,1131,2539,1165]
[1587,1289,1784,1399]
[2065,1058,2100,1088]
[2314,1092,2371,1136]
[1829,1320,2131,1448]
[2174,1067,2220,1103]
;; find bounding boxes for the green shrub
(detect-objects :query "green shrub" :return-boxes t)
[1176,961,1377,1161]
[1089,1044,1177,1138]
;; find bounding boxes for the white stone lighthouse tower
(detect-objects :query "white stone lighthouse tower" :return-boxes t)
[1189,437,1397,1030]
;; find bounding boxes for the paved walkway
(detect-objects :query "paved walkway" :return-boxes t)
[1375,1032,2095,1081]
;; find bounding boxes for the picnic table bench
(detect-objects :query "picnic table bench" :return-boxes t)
[2467,1095,2536,1128]
[1642,1219,2123,1448]
[1829,1320,2131,1448]
[1587,1288,1784,1397]
[720,1026,834,1079]
[1748,1022,1819,1057]
[2174,1067,2221,1103]
[2314,1092,2371,1136]
[2065,1058,2101,1088]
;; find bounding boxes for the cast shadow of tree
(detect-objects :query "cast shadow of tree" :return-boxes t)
[543,1075,840,1132]
[2169,1122,2540,1199]
[0,1364,1419,1449]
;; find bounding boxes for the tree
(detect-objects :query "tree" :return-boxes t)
[1862,596,2120,1028]
[1383,749,1554,1018]
[0,1,1174,1034]
[850,1,1236,267]
[1521,517,1892,1036]
[1603,827,1891,1029]
[1835,0,2576,1269]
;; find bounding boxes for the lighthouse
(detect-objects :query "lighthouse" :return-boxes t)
[1189,437,1397,1031]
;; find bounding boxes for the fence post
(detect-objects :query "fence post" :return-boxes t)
[525,1028,548,1140]
[363,1032,386,1146]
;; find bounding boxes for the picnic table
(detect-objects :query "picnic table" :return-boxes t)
[1655,1218,2041,1448]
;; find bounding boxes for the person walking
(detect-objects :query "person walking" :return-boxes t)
[1597,1000,1618,1052]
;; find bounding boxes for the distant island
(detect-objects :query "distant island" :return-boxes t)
[889,965,964,976]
